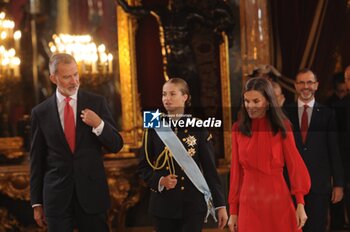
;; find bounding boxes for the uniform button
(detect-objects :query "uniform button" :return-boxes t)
[184,129,188,133]
[166,167,169,170]
[182,138,186,141]
[303,147,308,151]
[181,187,185,190]
[181,177,184,180]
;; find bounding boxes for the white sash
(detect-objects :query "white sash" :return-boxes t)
[154,123,217,222]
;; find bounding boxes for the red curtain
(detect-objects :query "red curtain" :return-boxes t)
[135,0,168,110]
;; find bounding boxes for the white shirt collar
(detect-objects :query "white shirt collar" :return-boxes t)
[56,89,78,103]
[297,98,315,108]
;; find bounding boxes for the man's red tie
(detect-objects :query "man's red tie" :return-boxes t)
[64,97,75,152]
[301,104,309,144]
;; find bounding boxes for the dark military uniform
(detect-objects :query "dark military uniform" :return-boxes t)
[138,117,226,232]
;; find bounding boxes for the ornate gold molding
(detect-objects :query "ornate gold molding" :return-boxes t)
[0,159,144,231]
[0,137,25,162]
[0,164,30,201]
[105,158,144,232]
[117,1,143,150]
[219,35,232,162]
[0,208,23,232]
[240,0,272,78]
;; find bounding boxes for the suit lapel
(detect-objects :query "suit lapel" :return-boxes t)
[308,102,321,137]
[75,90,86,151]
[289,103,303,146]
[49,94,73,154]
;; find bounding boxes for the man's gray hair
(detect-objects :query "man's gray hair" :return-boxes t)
[49,53,77,75]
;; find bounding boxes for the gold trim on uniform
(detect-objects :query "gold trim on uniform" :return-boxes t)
[207,133,213,141]
[184,135,197,147]
[187,147,196,157]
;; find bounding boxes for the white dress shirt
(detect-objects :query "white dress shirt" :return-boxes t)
[297,98,315,128]
[56,90,104,135]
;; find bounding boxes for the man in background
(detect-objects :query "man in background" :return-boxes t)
[284,68,344,232]
[326,71,349,230]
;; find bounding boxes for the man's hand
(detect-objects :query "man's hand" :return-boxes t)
[33,206,46,227]
[80,108,102,128]
[160,174,178,190]
[217,207,228,229]
[331,187,343,203]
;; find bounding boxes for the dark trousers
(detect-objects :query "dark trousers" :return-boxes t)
[153,211,206,232]
[303,193,330,232]
[46,191,109,232]
[330,200,345,229]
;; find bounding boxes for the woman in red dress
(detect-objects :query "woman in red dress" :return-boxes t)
[228,77,311,232]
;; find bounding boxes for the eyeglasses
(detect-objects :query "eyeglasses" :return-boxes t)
[295,81,317,86]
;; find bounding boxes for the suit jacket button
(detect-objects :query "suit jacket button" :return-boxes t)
[181,177,184,180]
[303,147,308,151]
[181,186,185,190]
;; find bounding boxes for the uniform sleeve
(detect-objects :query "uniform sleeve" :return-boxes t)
[96,97,124,153]
[137,129,168,192]
[283,122,311,204]
[228,123,243,215]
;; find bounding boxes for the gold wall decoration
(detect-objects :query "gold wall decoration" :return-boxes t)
[117,0,143,149]
[240,0,272,79]
[0,159,144,231]
[0,137,25,164]
[57,0,70,33]
[219,36,232,162]
[0,208,23,232]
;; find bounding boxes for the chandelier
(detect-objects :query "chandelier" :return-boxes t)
[0,11,21,96]
[48,34,114,80]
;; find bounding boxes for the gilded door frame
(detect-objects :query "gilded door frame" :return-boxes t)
[117,0,143,150]
[116,1,232,162]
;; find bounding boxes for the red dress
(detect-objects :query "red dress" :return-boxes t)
[229,117,310,232]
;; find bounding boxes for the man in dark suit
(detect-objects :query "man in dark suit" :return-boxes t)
[30,53,123,231]
[284,68,343,232]
[327,72,349,230]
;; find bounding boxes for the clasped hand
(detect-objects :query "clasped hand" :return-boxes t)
[160,174,178,190]
[80,108,102,128]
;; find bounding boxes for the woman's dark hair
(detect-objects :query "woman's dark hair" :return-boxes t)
[164,78,192,107]
[238,77,287,138]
